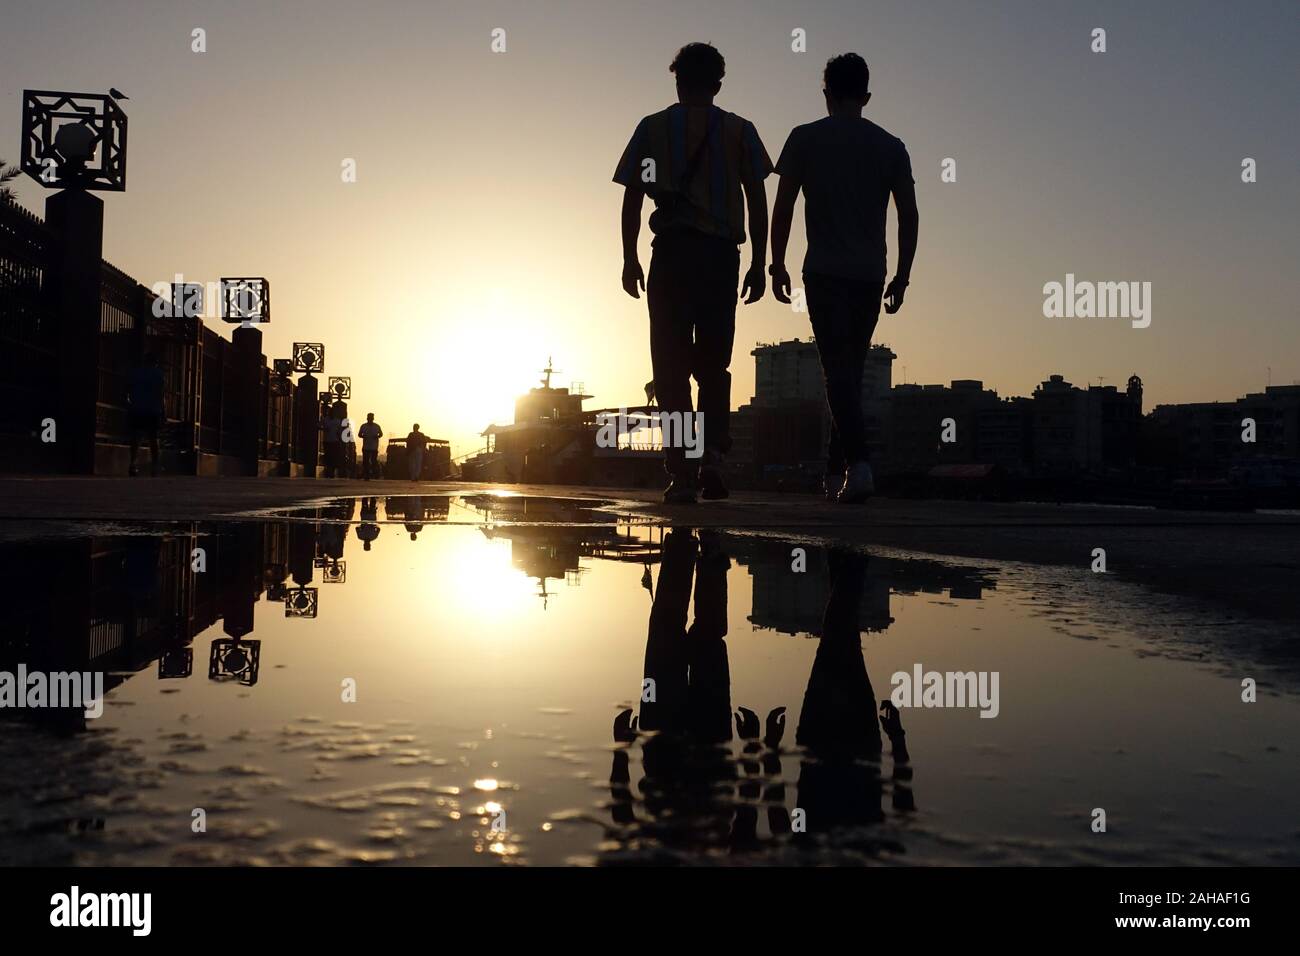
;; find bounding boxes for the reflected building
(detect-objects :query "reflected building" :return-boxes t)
[475,499,662,608]
[727,537,995,637]
[0,516,344,731]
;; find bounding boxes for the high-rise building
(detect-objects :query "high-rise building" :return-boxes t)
[752,338,895,407]
[748,339,896,481]
[1147,384,1300,474]
[888,379,1002,472]
[1030,374,1104,474]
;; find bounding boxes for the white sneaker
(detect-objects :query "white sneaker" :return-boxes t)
[837,462,875,503]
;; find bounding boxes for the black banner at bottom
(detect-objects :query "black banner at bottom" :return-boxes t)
[0,865,1288,941]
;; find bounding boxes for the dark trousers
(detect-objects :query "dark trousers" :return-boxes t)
[805,273,884,473]
[129,411,161,474]
[323,440,342,478]
[647,231,739,479]
[641,530,732,745]
[362,448,378,479]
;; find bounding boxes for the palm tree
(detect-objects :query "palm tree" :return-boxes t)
[1,157,21,203]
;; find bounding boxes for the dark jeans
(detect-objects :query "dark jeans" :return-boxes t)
[647,231,739,479]
[323,440,342,478]
[362,448,379,479]
[129,411,162,473]
[641,530,732,744]
[805,273,884,473]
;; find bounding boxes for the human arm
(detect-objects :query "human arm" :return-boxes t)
[620,186,645,299]
[885,158,918,315]
[741,177,767,304]
[769,172,800,304]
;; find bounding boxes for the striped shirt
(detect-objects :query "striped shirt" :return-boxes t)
[614,103,772,244]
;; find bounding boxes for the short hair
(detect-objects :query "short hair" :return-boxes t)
[824,52,870,100]
[366,412,374,420]
[670,42,725,92]
[413,423,420,430]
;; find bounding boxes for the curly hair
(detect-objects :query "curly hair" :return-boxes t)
[824,52,871,100]
[670,42,726,92]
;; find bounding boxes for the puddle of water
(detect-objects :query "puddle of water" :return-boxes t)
[242,493,629,527]
[1,495,1296,866]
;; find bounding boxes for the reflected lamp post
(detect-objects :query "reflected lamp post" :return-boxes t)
[285,586,319,618]
[208,638,262,686]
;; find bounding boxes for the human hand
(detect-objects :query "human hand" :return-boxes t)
[622,259,645,299]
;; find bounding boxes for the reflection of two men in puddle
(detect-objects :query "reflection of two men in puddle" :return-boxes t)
[611,530,915,853]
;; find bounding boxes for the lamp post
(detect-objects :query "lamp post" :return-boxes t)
[292,342,325,477]
[21,90,128,472]
[327,376,351,401]
[221,277,270,475]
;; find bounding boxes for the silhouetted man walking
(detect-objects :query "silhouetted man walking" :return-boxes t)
[614,42,772,504]
[321,402,345,478]
[771,53,919,503]
[358,413,382,479]
[405,424,427,482]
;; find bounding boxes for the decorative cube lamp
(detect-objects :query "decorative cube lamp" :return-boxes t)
[292,342,325,374]
[171,282,204,319]
[284,586,318,619]
[21,89,128,191]
[208,639,261,686]
[327,376,351,400]
[220,277,270,325]
[270,358,293,396]
[158,647,193,680]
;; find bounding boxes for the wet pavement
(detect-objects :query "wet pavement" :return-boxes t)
[2,494,1297,866]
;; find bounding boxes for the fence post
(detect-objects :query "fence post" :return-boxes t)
[294,371,320,478]
[280,384,294,476]
[44,189,104,474]
[231,324,262,475]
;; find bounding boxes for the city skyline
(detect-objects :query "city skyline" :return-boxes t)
[4,0,1300,916]
[2,0,1296,454]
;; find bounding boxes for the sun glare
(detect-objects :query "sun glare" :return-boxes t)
[420,290,563,448]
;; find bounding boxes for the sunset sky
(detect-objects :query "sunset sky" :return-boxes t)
[2,0,1295,455]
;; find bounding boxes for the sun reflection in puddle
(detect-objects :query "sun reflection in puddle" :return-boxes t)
[1,503,1298,866]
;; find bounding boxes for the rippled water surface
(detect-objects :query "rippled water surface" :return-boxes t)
[2,494,1297,866]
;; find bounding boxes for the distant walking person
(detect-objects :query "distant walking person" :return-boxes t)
[405,424,428,482]
[127,352,165,477]
[322,403,345,478]
[358,413,383,480]
[613,42,772,504]
[343,424,358,479]
[770,53,918,503]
